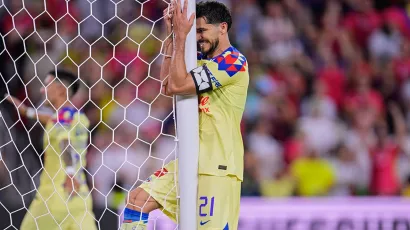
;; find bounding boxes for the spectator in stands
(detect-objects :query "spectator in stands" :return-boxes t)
[247,117,284,181]
[393,38,410,86]
[283,128,307,165]
[343,0,382,47]
[290,147,335,196]
[298,93,343,156]
[370,103,408,195]
[256,0,301,63]
[343,69,385,120]
[369,119,401,195]
[329,144,361,196]
[241,150,262,197]
[368,21,402,62]
[344,107,376,193]
[260,165,295,197]
[301,78,338,120]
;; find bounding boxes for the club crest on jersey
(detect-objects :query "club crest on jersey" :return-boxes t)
[154,168,168,178]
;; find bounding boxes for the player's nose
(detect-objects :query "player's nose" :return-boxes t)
[40,87,45,94]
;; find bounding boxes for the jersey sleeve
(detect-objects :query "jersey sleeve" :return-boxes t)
[53,109,76,142]
[191,52,247,94]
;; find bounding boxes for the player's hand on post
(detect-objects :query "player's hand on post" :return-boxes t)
[163,2,174,55]
[164,2,175,36]
[162,79,172,96]
[172,0,195,39]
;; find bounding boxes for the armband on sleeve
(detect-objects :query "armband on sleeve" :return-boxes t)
[190,65,213,94]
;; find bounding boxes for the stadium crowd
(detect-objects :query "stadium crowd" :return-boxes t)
[1,0,410,223]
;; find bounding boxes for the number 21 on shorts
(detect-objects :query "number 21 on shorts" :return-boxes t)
[199,196,215,217]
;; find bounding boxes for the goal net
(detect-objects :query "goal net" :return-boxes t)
[0,0,197,229]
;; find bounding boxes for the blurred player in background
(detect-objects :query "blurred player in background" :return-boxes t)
[6,70,96,230]
[121,0,249,229]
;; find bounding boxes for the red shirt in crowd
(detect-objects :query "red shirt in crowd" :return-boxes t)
[318,66,346,108]
[344,89,384,117]
[343,10,382,47]
[284,138,304,165]
[370,142,400,195]
[393,57,410,84]
[383,6,410,39]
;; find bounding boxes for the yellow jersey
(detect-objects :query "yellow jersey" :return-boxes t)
[290,157,335,196]
[38,107,90,199]
[191,46,249,181]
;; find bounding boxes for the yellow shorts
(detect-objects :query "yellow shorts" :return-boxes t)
[20,191,97,230]
[140,160,241,230]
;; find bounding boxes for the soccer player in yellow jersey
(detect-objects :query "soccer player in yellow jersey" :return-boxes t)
[6,70,96,230]
[121,0,249,229]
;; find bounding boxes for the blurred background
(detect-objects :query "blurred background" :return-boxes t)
[1,0,410,229]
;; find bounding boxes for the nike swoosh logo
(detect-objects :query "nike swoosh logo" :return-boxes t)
[200,220,210,226]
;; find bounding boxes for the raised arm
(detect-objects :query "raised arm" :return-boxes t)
[160,4,175,95]
[166,0,196,96]
[5,94,52,125]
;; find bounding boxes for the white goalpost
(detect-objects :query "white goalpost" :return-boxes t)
[0,0,199,229]
[176,0,199,229]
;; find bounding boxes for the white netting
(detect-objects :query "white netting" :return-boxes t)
[0,0,179,229]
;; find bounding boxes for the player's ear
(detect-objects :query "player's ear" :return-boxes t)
[219,22,228,35]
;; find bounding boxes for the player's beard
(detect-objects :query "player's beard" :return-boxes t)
[197,38,219,58]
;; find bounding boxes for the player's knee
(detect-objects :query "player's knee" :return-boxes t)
[126,187,159,213]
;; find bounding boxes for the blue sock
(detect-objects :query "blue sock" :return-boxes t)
[123,208,149,224]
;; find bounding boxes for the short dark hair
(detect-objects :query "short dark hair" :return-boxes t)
[48,69,79,96]
[196,1,232,32]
